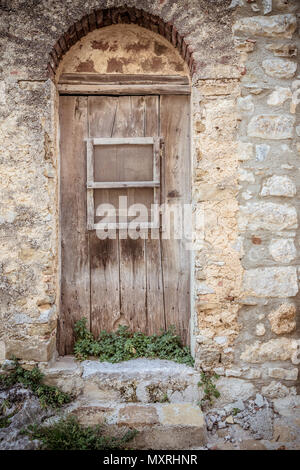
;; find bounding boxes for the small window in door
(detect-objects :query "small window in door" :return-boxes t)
[86,137,162,230]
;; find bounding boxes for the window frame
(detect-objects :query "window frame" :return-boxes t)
[86,136,162,230]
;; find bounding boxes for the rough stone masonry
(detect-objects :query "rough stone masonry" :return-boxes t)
[0,0,299,430]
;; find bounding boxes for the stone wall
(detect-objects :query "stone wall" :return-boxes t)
[230,0,300,403]
[0,0,299,405]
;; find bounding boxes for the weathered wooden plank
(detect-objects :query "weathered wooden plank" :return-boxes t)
[115,96,148,332]
[88,181,160,189]
[87,189,94,230]
[89,235,120,335]
[153,137,161,208]
[58,84,191,95]
[59,73,190,85]
[58,96,90,354]
[160,95,191,345]
[86,139,94,230]
[93,187,153,226]
[144,96,166,335]
[92,137,154,145]
[88,96,122,337]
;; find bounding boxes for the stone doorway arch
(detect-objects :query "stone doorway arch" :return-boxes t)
[48,6,196,80]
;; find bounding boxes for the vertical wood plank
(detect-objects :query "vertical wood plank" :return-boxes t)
[115,96,148,332]
[58,96,90,354]
[144,96,166,335]
[88,96,121,337]
[86,139,94,230]
[160,95,191,344]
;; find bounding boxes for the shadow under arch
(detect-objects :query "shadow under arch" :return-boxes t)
[47,6,195,80]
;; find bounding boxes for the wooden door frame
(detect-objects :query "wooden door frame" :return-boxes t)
[57,74,196,354]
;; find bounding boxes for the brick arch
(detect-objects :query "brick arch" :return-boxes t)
[47,6,195,79]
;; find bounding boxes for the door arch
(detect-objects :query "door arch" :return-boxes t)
[48,6,196,80]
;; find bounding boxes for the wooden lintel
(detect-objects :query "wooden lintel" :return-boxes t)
[59,73,190,85]
[58,83,191,95]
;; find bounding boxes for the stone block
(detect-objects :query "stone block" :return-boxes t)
[214,377,256,405]
[243,267,298,298]
[233,14,297,39]
[248,115,295,139]
[268,367,298,381]
[266,43,297,58]
[273,395,300,417]
[268,304,296,335]
[261,175,296,197]
[237,142,254,161]
[262,58,297,79]
[118,405,159,426]
[239,202,297,232]
[43,355,84,396]
[160,403,204,427]
[71,404,113,426]
[241,338,297,363]
[268,239,296,263]
[262,381,296,399]
[131,425,206,450]
[5,336,56,363]
[267,87,292,105]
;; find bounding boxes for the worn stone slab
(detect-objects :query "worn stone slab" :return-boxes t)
[233,14,297,39]
[268,303,296,335]
[161,403,204,427]
[81,358,196,379]
[238,202,298,232]
[262,58,297,79]
[243,267,298,298]
[71,404,113,426]
[118,405,159,426]
[241,338,298,363]
[268,238,296,263]
[261,175,296,198]
[248,115,295,139]
[67,401,207,449]
[44,357,201,404]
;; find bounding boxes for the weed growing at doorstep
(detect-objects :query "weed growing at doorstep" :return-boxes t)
[73,318,194,366]
[0,358,71,409]
[0,360,137,450]
[197,371,220,410]
[24,415,138,451]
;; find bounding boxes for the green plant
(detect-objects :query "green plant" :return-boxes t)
[197,371,220,410]
[0,358,71,409]
[160,393,170,403]
[0,399,10,413]
[0,415,11,429]
[73,318,194,367]
[232,407,241,416]
[0,399,17,429]
[25,415,137,450]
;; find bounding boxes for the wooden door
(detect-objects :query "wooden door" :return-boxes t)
[58,94,190,355]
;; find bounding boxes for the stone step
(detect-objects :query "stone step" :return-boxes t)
[67,400,207,450]
[44,356,202,404]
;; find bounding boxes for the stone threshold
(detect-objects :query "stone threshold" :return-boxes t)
[43,356,201,404]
